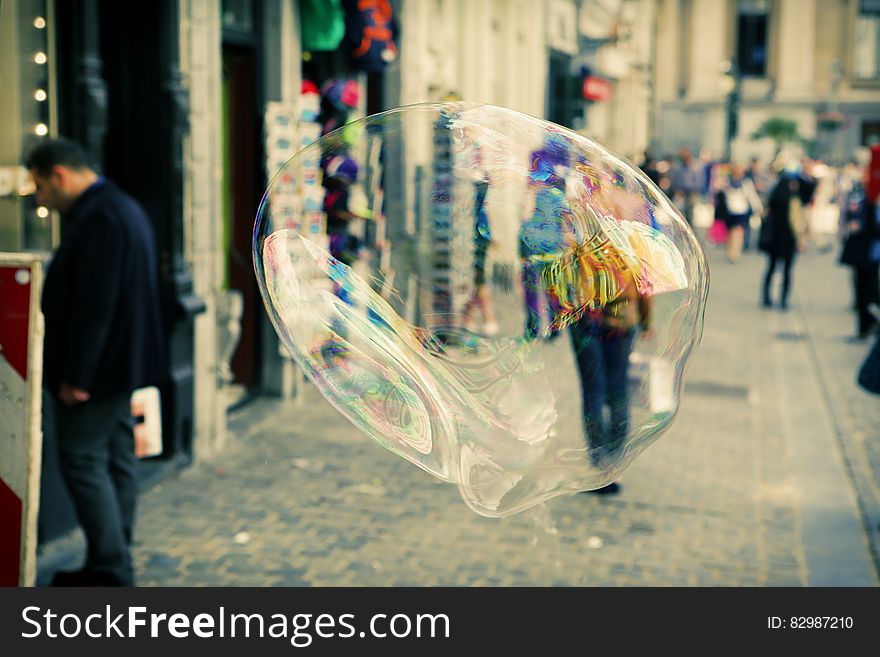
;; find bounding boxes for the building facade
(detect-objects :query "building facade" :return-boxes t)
[1,0,413,547]
[653,0,880,163]
[0,0,306,544]
[5,0,878,557]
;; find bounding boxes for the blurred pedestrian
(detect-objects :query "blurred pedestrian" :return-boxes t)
[760,160,816,310]
[569,264,652,496]
[803,159,838,252]
[27,138,165,586]
[747,157,773,204]
[839,145,880,340]
[746,157,774,249]
[669,147,704,226]
[640,151,661,187]
[461,174,500,336]
[520,130,571,340]
[655,156,673,196]
[837,159,866,310]
[716,162,763,262]
[698,148,717,198]
[857,307,880,394]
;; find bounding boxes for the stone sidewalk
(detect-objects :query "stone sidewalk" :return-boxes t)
[39,242,880,586]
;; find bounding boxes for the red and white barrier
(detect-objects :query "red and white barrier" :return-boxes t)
[0,254,44,587]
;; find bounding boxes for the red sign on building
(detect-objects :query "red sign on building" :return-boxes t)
[582,75,613,102]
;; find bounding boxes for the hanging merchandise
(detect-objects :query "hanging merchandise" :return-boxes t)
[321,78,360,112]
[318,78,361,137]
[300,0,346,52]
[341,0,399,73]
[264,102,300,231]
[300,80,321,122]
[296,110,326,242]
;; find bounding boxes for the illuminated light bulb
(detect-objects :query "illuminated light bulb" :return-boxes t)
[35,123,48,136]
[36,207,49,218]
[35,89,47,102]
[34,17,46,28]
[34,52,47,64]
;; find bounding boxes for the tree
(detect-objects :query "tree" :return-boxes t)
[750,117,807,158]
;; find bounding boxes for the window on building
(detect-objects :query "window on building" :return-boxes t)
[737,0,769,77]
[863,120,880,146]
[854,0,880,79]
[222,0,254,40]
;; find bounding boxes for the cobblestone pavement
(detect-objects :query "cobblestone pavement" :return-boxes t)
[41,243,880,586]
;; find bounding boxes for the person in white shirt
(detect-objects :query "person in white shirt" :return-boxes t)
[716,162,764,262]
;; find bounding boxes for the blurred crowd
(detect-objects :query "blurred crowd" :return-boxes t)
[640,144,880,342]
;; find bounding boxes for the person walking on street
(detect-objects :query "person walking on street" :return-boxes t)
[746,157,773,250]
[716,162,763,263]
[639,151,661,187]
[839,145,880,340]
[669,147,703,226]
[461,174,500,336]
[569,263,652,496]
[520,130,571,340]
[760,160,816,310]
[27,138,165,586]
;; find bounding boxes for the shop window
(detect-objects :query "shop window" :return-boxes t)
[737,0,769,78]
[854,0,880,80]
[222,0,253,32]
[862,121,880,146]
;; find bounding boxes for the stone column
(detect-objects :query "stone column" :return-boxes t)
[687,0,728,101]
[774,0,816,101]
[179,0,220,457]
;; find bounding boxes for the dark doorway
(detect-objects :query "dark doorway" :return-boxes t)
[547,50,581,129]
[98,1,164,228]
[222,46,259,387]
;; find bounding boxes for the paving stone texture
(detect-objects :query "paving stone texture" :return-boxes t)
[40,242,880,587]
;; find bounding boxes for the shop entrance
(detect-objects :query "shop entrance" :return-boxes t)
[221,45,260,390]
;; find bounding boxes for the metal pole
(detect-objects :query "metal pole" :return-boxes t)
[723,62,740,162]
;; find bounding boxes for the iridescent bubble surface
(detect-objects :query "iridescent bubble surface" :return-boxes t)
[254,102,709,517]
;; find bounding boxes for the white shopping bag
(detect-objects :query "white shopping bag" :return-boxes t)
[809,203,839,235]
[693,202,714,229]
[630,353,676,414]
[648,357,676,414]
[131,386,162,458]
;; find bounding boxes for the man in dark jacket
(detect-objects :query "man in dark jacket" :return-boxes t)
[841,145,880,340]
[27,138,165,586]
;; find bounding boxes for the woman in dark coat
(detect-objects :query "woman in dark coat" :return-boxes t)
[760,165,816,310]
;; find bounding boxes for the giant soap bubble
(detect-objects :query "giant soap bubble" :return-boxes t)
[254,102,708,517]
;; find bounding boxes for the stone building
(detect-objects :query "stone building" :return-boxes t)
[653,0,880,163]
